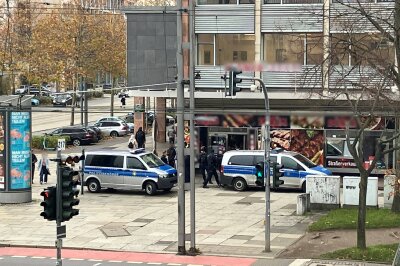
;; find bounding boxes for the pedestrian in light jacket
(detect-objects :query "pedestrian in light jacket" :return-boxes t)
[38,154,50,185]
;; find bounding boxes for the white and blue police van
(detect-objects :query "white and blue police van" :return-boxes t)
[83,148,177,195]
[220,149,331,192]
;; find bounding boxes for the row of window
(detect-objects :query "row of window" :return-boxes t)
[197,33,394,67]
[197,0,392,4]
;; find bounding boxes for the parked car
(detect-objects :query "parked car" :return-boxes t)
[31,98,40,106]
[15,85,29,94]
[146,111,175,125]
[47,126,98,146]
[220,149,332,192]
[83,149,177,195]
[84,125,102,140]
[120,113,134,124]
[96,117,134,133]
[53,94,73,107]
[93,121,129,137]
[28,86,52,96]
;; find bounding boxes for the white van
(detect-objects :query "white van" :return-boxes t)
[83,149,177,195]
[220,149,331,191]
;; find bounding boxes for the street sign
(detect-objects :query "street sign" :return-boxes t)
[58,139,66,151]
[57,225,66,239]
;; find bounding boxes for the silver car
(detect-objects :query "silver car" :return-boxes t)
[94,121,129,137]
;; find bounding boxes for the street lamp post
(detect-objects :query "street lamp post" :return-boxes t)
[238,77,271,252]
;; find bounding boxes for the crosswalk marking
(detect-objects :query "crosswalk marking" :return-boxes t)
[31,256,46,259]
[127,262,143,264]
[89,259,103,262]
[148,263,162,265]
[69,258,85,261]
[289,259,311,266]
[109,260,123,263]
[11,255,27,258]
[167,264,182,266]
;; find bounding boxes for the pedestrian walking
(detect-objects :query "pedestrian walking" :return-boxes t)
[203,151,220,188]
[38,154,50,185]
[167,128,176,144]
[199,146,210,184]
[167,144,176,168]
[135,127,146,148]
[120,95,126,108]
[128,133,137,149]
[160,150,168,164]
[31,150,37,184]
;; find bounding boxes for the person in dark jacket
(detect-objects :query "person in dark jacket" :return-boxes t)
[135,127,146,148]
[199,146,211,184]
[167,144,176,168]
[160,150,168,164]
[31,150,37,184]
[203,151,220,188]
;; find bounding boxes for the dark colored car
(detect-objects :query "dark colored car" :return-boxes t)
[47,126,98,146]
[84,125,102,140]
[53,94,73,107]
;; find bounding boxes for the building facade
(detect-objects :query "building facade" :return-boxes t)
[123,1,397,174]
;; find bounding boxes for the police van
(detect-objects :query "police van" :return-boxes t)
[83,149,177,195]
[220,149,331,192]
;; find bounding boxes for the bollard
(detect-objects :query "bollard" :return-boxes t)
[297,194,307,215]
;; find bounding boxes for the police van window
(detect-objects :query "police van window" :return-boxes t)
[86,155,124,168]
[127,157,146,170]
[228,155,254,166]
[140,153,164,168]
[254,155,277,164]
[281,156,300,170]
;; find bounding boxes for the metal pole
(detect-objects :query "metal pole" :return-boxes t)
[189,0,196,253]
[80,78,83,125]
[84,83,88,127]
[110,88,114,117]
[240,77,270,252]
[80,148,85,195]
[176,0,186,255]
[56,148,63,266]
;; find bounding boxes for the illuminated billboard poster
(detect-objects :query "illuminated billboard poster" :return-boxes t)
[10,112,31,190]
[0,112,5,189]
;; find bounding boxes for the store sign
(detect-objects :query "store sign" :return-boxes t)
[326,157,357,168]
[10,112,31,190]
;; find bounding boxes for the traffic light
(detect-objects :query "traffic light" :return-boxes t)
[272,162,284,189]
[255,162,264,186]
[61,154,85,165]
[60,166,80,222]
[40,186,57,221]
[227,69,242,96]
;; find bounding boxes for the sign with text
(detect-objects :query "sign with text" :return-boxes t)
[9,112,31,190]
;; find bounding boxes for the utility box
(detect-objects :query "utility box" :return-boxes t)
[307,175,340,210]
[343,176,378,207]
[384,175,395,208]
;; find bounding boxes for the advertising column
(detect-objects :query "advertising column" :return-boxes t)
[0,111,32,203]
[0,112,5,190]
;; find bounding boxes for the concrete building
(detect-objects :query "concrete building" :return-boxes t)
[122,1,397,175]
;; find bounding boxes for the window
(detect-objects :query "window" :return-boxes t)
[228,155,254,166]
[86,155,124,168]
[197,34,255,66]
[254,155,277,164]
[264,34,304,65]
[198,34,214,65]
[140,153,165,168]
[216,34,255,65]
[281,156,299,170]
[197,0,254,4]
[293,154,316,168]
[306,34,323,65]
[127,157,146,170]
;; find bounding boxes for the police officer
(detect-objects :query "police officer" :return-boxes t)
[203,150,220,188]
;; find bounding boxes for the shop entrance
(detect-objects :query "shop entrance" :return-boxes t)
[208,127,248,154]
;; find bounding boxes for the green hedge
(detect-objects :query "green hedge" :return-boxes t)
[32,135,71,149]
[37,96,53,105]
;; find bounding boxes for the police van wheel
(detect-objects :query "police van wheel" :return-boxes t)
[144,181,157,195]
[87,179,100,193]
[233,177,247,191]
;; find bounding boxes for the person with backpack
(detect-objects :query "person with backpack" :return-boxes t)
[128,134,137,149]
[167,144,176,168]
[135,127,146,148]
[199,146,211,184]
[203,150,220,188]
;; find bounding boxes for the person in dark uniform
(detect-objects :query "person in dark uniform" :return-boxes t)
[203,151,220,188]
[199,146,212,184]
[31,150,37,184]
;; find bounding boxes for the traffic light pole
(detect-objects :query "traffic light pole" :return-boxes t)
[238,77,271,252]
[56,148,63,266]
